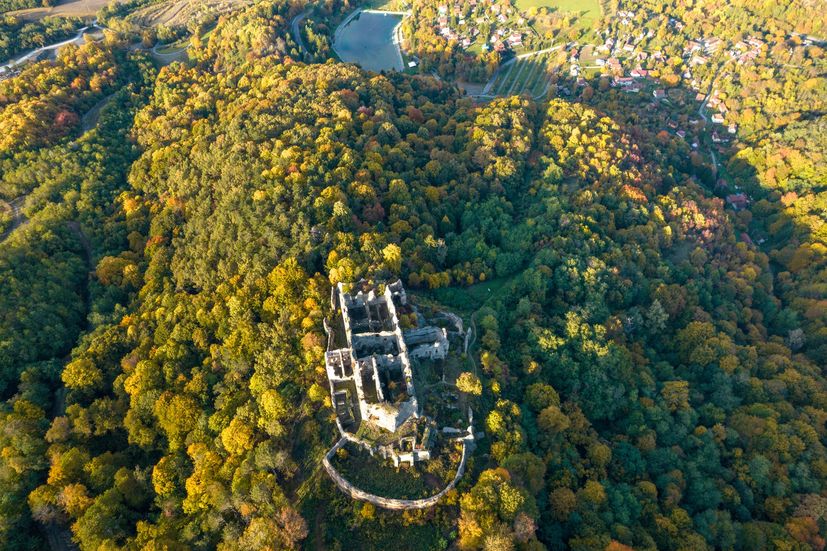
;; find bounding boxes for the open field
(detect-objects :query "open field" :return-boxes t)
[423,275,516,315]
[362,0,401,9]
[9,0,250,27]
[128,0,250,27]
[6,0,124,21]
[516,0,601,28]
[333,10,404,72]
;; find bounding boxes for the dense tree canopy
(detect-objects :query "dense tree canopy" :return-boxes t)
[0,0,824,549]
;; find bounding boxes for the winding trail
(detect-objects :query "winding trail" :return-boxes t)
[80,92,116,132]
[150,41,189,64]
[464,313,478,377]
[43,383,78,551]
[1,196,29,241]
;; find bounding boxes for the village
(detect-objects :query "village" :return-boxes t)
[398,0,823,219]
[432,0,533,55]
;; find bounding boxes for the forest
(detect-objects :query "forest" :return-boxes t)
[0,0,52,13]
[0,0,824,550]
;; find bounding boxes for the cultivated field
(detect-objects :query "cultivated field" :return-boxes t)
[8,0,250,27]
[128,0,251,28]
[6,0,124,21]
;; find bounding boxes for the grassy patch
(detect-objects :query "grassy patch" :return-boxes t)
[363,0,401,10]
[525,53,547,89]
[420,275,516,315]
[155,43,186,54]
[517,0,601,28]
[491,55,551,97]
[530,67,551,96]
[489,62,515,94]
[330,441,462,500]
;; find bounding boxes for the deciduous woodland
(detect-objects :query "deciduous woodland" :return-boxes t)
[0,0,825,550]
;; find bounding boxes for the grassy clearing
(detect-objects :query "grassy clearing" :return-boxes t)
[514,58,540,91]
[525,54,549,93]
[155,36,188,53]
[516,0,601,28]
[530,68,550,96]
[6,0,117,22]
[422,275,516,315]
[363,0,401,10]
[503,57,529,93]
[332,445,433,499]
[489,61,515,93]
[330,440,463,500]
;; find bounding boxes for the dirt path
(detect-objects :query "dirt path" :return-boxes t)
[80,92,116,132]
[44,524,77,551]
[311,506,325,551]
[38,223,91,551]
[465,313,478,376]
[66,220,92,264]
[44,387,75,551]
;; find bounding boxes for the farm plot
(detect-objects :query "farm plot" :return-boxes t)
[128,0,251,28]
[6,0,125,22]
[489,52,552,98]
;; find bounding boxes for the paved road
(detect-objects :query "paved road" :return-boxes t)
[150,39,190,64]
[291,10,309,55]
[698,61,729,175]
[0,23,102,72]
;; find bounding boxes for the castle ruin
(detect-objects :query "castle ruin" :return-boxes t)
[324,280,448,459]
[321,280,476,508]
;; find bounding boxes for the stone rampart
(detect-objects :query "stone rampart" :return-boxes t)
[322,437,469,510]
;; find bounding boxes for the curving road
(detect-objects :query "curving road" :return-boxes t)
[291,9,310,55]
[0,23,102,72]
[1,196,29,241]
[697,60,731,176]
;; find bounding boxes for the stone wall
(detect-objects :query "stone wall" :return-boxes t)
[322,436,470,510]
